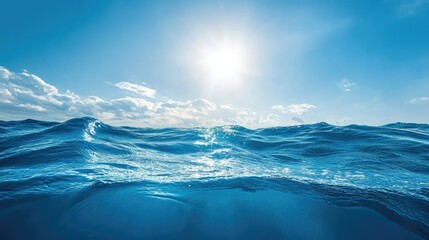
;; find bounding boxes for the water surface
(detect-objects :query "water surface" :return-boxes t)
[0,117,428,239]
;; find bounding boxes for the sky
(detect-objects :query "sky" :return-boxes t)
[1,0,429,128]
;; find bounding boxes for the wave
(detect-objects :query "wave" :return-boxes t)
[0,117,428,239]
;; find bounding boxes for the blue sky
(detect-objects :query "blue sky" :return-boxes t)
[1,0,429,127]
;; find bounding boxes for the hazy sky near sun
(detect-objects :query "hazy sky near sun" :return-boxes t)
[1,0,429,127]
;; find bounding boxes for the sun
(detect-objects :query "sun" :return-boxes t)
[198,39,248,88]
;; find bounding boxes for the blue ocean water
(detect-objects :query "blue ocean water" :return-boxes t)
[0,117,428,239]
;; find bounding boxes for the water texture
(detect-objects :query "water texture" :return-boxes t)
[0,117,428,239]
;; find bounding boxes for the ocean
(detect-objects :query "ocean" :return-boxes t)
[0,117,428,239]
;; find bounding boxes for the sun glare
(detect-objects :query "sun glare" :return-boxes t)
[199,39,248,88]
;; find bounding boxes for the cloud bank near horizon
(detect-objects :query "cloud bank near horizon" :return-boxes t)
[0,66,319,128]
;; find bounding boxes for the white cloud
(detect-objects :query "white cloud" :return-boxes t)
[409,97,429,104]
[337,78,355,92]
[114,81,156,98]
[188,99,217,112]
[0,66,12,79]
[0,66,313,128]
[0,67,330,128]
[271,103,316,115]
[258,114,282,127]
[17,103,46,112]
[220,104,235,110]
[0,88,12,102]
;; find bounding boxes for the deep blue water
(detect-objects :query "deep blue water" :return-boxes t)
[0,117,428,239]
